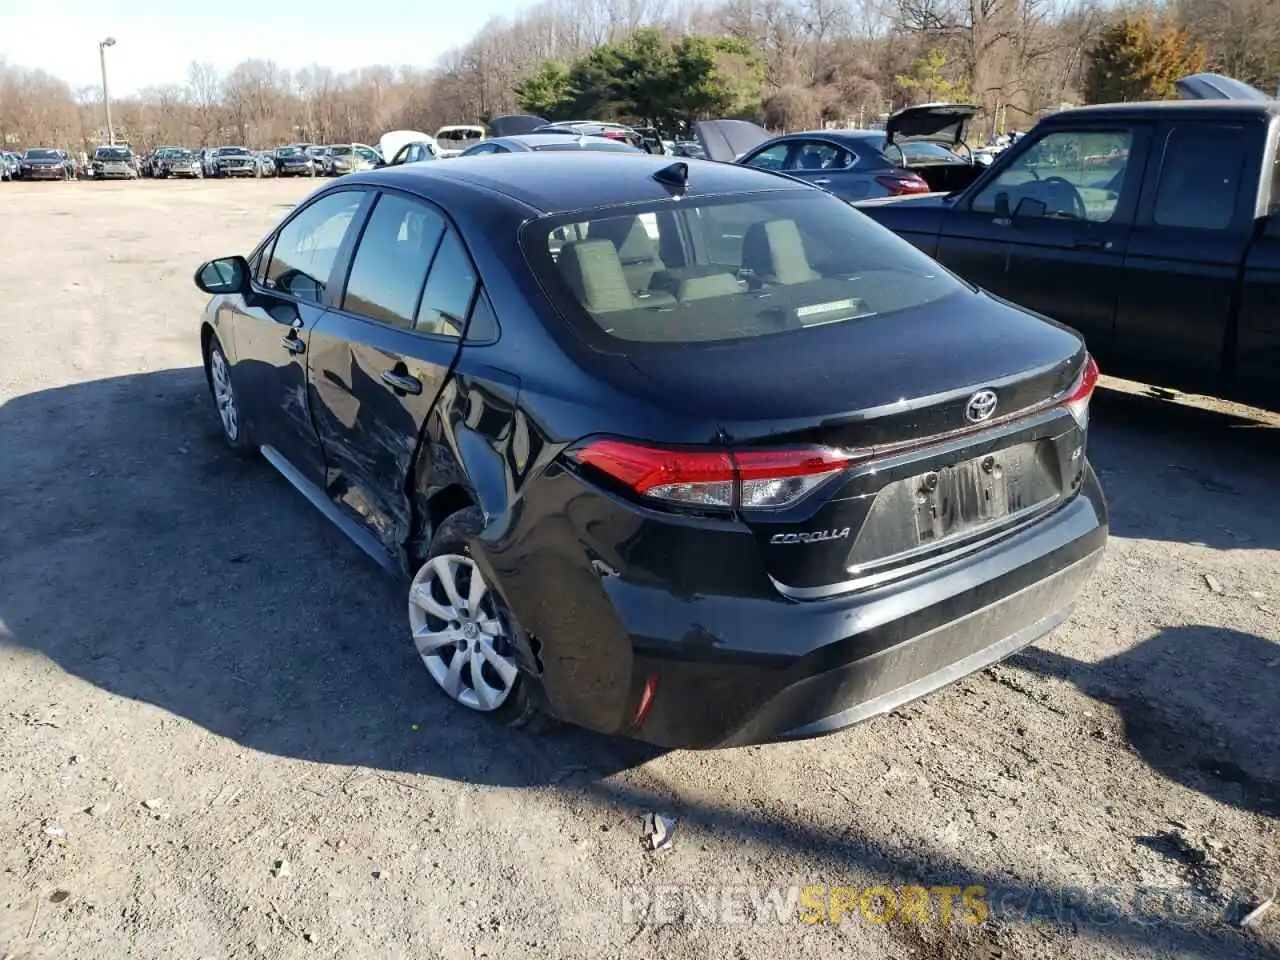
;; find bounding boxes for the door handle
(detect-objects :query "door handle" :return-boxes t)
[812,178,831,185]
[381,370,422,395]
[1073,238,1113,251]
[280,335,305,355]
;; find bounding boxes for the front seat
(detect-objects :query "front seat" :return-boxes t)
[741,219,820,285]
[588,216,665,293]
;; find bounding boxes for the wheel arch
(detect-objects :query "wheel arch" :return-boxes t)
[406,374,522,565]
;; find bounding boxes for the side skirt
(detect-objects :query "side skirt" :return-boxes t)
[259,444,400,574]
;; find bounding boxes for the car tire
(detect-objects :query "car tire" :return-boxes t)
[410,507,549,731]
[205,336,253,455]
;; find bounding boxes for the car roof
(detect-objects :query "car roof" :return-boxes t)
[342,152,809,214]
[1042,99,1280,124]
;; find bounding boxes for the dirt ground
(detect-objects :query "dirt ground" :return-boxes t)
[0,178,1276,960]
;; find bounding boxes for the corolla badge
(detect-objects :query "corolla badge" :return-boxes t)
[964,389,999,423]
[770,528,851,545]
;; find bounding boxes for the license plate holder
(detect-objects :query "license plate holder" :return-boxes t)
[914,449,1028,545]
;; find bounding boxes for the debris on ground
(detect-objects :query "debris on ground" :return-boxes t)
[1241,892,1275,929]
[86,803,110,817]
[42,825,67,839]
[272,859,292,878]
[1203,573,1224,594]
[641,813,677,852]
[140,798,163,811]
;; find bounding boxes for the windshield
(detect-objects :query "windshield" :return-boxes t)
[331,146,352,156]
[172,149,193,158]
[24,149,58,160]
[524,190,965,345]
[533,140,639,153]
[218,147,250,156]
[277,146,302,157]
[95,147,131,159]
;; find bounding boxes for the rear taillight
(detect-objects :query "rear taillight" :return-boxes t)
[568,439,855,511]
[875,173,931,196]
[1063,354,1100,429]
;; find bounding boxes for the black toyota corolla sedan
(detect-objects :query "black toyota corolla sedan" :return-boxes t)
[192,152,1107,749]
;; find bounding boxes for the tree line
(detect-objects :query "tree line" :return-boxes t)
[1,0,1276,153]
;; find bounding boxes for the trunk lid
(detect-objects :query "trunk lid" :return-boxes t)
[379,130,435,162]
[695,119,771,163]
[488,114,550,137]
[885,103,980,148]
[623,291,1091,594]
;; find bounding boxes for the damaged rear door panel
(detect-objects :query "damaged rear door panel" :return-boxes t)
[307,190,479,553]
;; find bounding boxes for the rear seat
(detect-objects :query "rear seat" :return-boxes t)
[742,218,820,285]
[558,239,676,313]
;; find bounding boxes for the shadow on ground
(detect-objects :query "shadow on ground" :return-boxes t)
[1014,626,1280,819]
[2,370,1276,959]
[0,367,662,788]
[1088,387,1280,551]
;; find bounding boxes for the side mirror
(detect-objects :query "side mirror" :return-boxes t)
[194,255,250,295]
[1012,197,1047,220]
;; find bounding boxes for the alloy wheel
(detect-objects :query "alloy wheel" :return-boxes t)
[209,347,240,442]
[408,554,519,712]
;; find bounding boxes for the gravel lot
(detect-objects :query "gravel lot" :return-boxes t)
[0,178,1277,960]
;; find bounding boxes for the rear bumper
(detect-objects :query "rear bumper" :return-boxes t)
[479,463,1107,749]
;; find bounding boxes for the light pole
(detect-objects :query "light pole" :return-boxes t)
[98,37,116,145]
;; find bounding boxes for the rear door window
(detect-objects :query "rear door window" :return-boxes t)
[1152,125,1248,230]
[416,228,478,338]
[790,141,852,171]
[342,194,445,329]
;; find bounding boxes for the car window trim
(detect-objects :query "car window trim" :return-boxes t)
[963,123,1151,227]
[248,186,374,308]
[328,186,484,343]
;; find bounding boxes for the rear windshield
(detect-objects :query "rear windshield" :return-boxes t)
[863,135,962,165]
[331,146,353,156]
[523,190,966,345]
[25,149,58,159]
[439,128,484,143]
[533,140,638,153]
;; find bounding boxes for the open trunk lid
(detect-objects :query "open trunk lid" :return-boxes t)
[695,119,771,163]
[379,130,434,162]
[619,292,1095,595]
[488,114,550,137]
[885,103,980,148]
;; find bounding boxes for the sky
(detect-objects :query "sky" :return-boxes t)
[1,0,525,96]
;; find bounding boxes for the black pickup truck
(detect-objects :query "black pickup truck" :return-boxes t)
[857,99,1280,409]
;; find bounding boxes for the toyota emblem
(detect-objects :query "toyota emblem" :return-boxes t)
[964,389,999,423]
